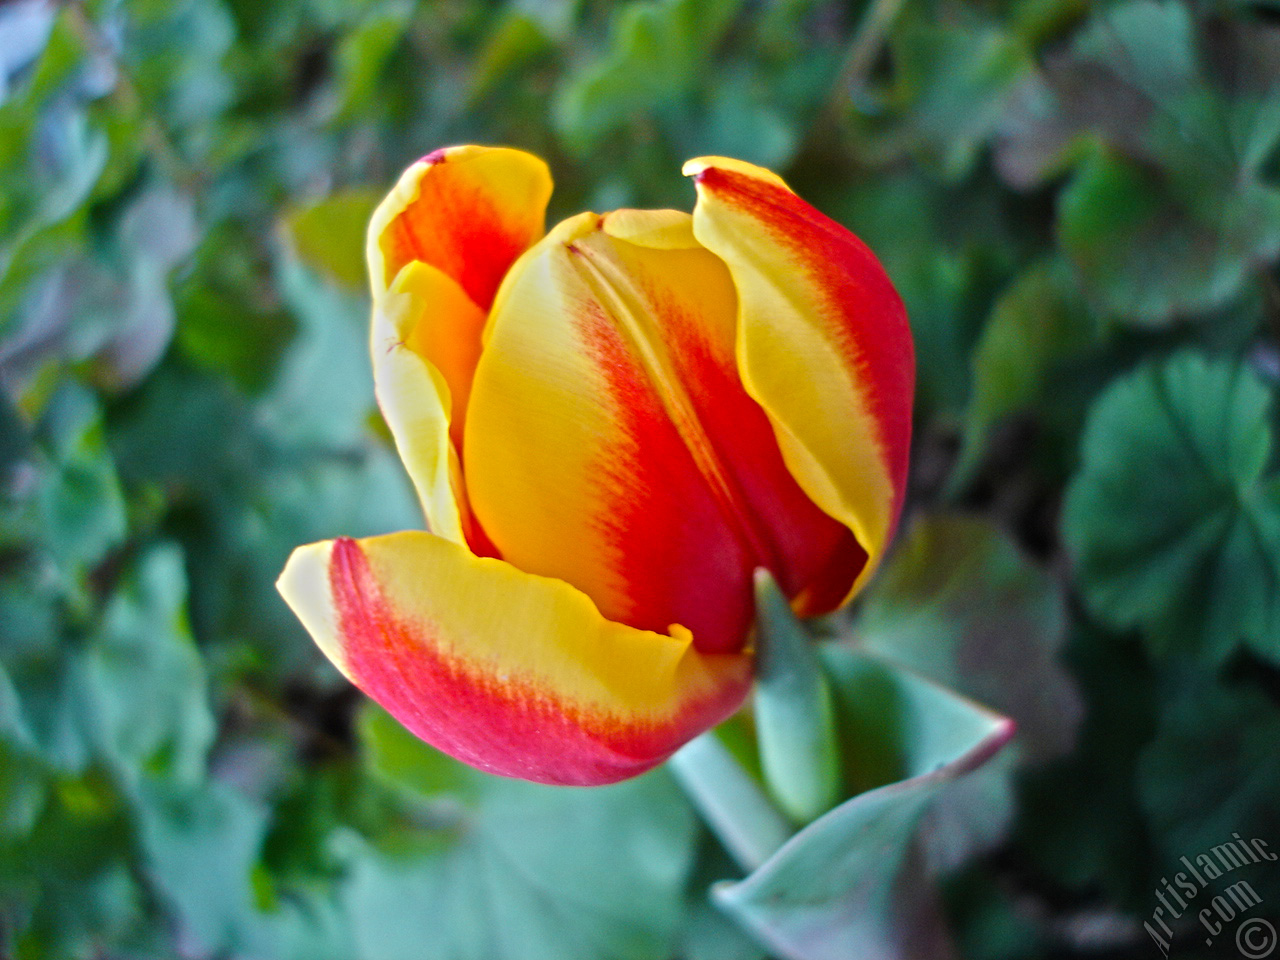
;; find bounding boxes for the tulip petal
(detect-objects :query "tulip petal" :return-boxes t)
[368,146,551,549]
[370,263,475,545]
[368,145,553,308]
[465,211,861,655]
[277,532,751,785]
[685,157,914,592]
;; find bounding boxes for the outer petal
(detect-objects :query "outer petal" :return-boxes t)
[276,533,751,785]
[368,146,552,547]
[685,157,914,594]
[464,210,860,655]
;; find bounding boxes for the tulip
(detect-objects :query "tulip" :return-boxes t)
[277,146,913,786]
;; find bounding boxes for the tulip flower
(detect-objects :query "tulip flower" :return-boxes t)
[277,146,913,786]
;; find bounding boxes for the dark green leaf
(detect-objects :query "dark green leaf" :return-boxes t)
[955,260,1101,486]
[1137,672,1280,904]
[1063,350,1280,663]
[1058,147,1280,324]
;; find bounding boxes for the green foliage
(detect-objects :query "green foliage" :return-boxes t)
[1064,351,1280,664]
[752,571,841,824]
[855,514,1079,765]
[352,705,698,960]
[2,0,1280,957]
[715,648,1012,960]
[955,259,1100,484]
[555,0,743,154]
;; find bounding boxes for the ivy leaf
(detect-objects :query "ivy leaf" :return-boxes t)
[332,2,414,120]
[0,1,56,105]
[260,255,379,448]
[133,772,354,960]
[284,188,382,292]
[1063,350,1280,664]
[467,12,556,105]
[82,545,214,788]
[132,778,271,955]
[33,383,127,577]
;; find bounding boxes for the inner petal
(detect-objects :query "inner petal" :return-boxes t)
[367,147,551,556]
[463,212,861,654]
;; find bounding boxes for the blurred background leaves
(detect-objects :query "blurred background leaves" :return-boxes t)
[3,0,1280,957]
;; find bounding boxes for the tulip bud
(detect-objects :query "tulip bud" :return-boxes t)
[278,147,913,785]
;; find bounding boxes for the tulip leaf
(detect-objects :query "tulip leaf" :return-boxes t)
[677,843,767,960]
[854,514,1081,766]
[752,570,841,824]
[349,704,698,960]
[714,649,1012,960]
[1063,350,1280,665]
[847,514,1080,878]
[668,733,793,874]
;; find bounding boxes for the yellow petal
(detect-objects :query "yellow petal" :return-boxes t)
[686,157,914,595]
[598,208,700,249]
[371,263,473,544]
[464,211,858,654]
[367,146,552,547]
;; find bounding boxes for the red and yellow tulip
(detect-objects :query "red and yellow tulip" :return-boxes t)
[277,146,913,786]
